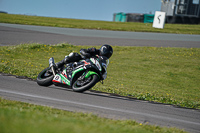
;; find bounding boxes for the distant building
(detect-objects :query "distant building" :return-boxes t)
[161,0,200,24]
[113,0,200,24]
[113,13,153,23]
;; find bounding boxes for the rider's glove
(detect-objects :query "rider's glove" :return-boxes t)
[88,47,97,53]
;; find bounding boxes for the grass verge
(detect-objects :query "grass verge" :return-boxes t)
[0,98,186,133]
[0,13,200,34]
[0,43,199,109]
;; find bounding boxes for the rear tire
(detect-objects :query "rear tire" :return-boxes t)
[72,74,99,92]
[37,67,54,86]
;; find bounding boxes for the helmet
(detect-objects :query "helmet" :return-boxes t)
[99,44,113,59]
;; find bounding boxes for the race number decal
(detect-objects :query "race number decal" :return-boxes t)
[90,58,102,71]
[52,75,62,83]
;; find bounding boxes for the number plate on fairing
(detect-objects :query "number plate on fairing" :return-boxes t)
[90,58,102,71]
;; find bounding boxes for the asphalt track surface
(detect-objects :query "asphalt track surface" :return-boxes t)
[0,23,200,47]
[0,74,200,133]
[1,23,200,132]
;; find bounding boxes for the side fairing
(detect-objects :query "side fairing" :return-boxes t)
[52,63,85,86]
[52,58,101,86]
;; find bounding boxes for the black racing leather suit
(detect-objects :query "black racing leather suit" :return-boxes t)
[56,47,100,68]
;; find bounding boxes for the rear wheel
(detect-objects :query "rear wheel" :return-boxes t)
[37,67,54,86]
[72,74,99,92]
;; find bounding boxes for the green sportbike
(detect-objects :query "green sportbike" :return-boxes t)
[37,56,109,92]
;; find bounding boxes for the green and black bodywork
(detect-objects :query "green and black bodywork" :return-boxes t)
[37,56,109,92]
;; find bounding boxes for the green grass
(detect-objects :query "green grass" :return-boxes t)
[0,98,186,133]
[0,43,200,109]
[0,13,200,34]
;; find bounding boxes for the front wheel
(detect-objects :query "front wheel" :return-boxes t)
[72,74,99,92]
[37,67,54,86]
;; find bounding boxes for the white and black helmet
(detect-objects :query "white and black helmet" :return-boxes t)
[99,44,113,59]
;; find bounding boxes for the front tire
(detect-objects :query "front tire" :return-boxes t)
[72,74,99,92]
[37,67,54,86]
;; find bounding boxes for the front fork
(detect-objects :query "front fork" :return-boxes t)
[49,57,56,76]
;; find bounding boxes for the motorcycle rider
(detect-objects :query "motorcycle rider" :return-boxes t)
[56,44,113,68]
